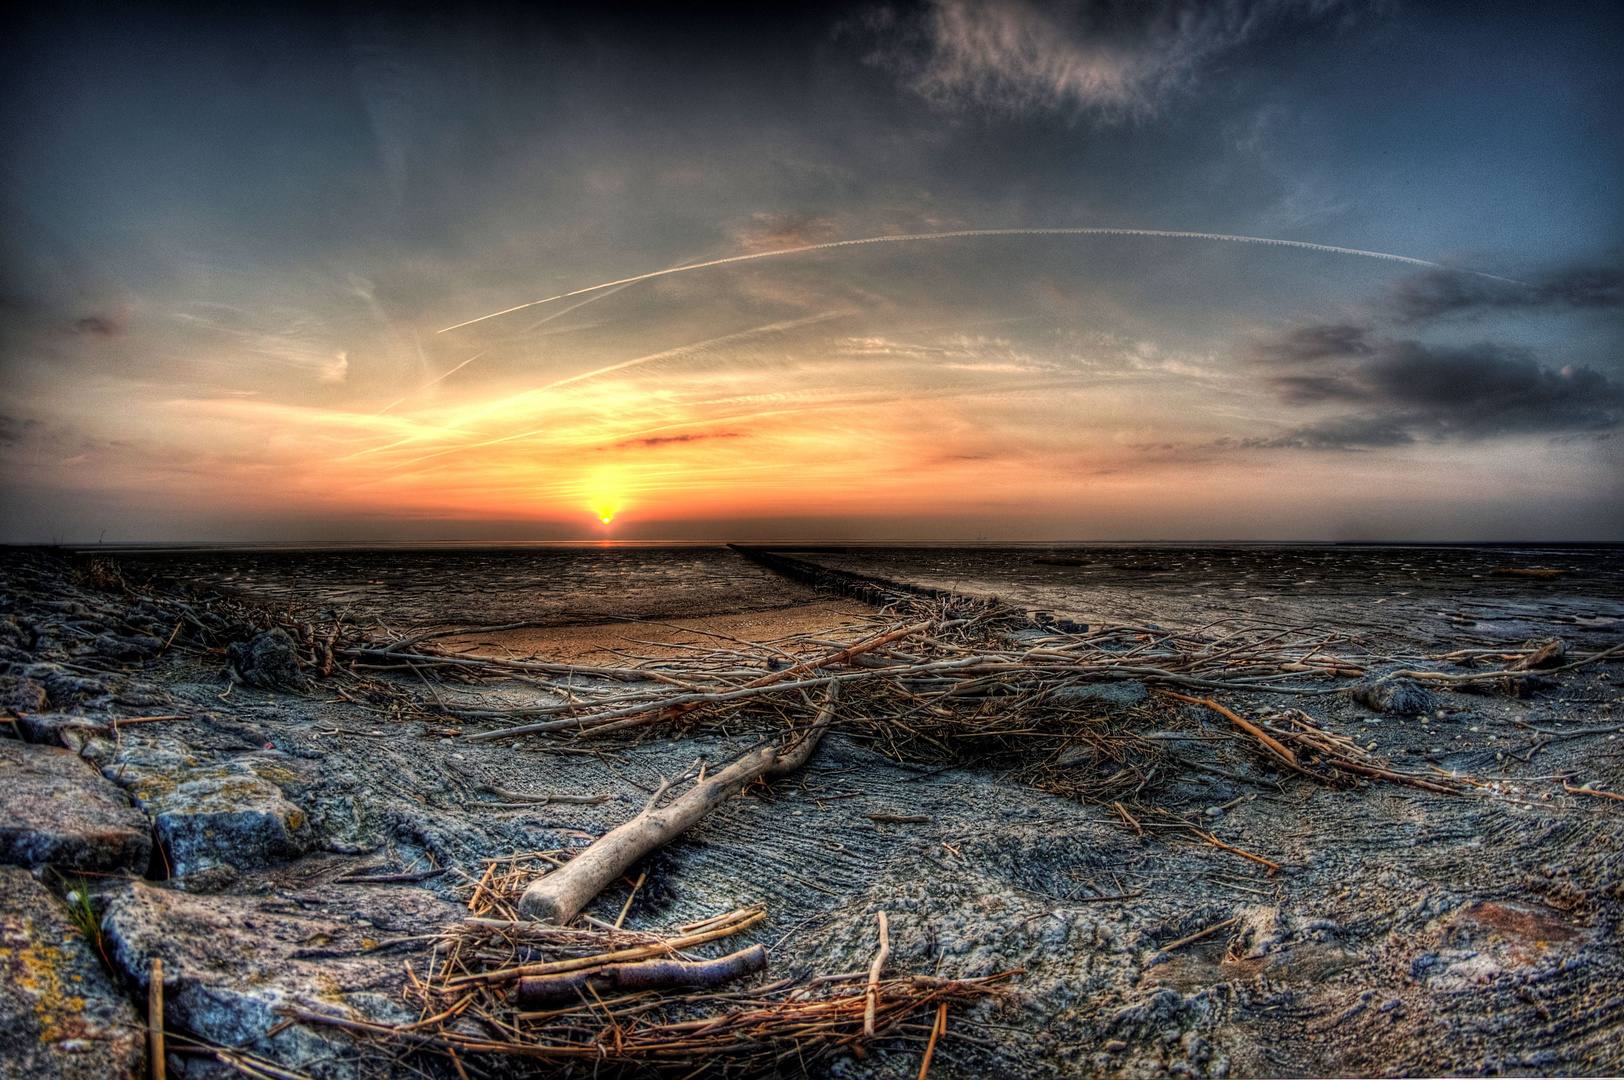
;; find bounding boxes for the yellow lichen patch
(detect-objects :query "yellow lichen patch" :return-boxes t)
[11,917,93,1046]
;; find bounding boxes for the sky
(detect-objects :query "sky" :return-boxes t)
[1,0,1620,543]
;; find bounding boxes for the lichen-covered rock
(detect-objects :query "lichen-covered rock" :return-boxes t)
[1350,678,1436,716]
[105,738,311,878]
[151,773,311,878]
[226,630,305,690]
[102,880,461,1079]
[0,741,151,874]
[0,866,145,1079]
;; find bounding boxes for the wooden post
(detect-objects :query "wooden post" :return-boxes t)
[148,956,165,1080]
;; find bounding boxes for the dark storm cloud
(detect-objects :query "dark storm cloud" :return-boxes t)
[1385,263,1623,322]
[863,0,1375,118]
[1249,328,1624,447]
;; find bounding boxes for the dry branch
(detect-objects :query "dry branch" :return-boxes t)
[516,686,840,923]
[516,943,768,1005]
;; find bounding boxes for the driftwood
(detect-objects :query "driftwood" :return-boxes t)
[516,943,768,1005]
[517,685,841,924]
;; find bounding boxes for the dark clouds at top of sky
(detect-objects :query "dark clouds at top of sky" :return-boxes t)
[3,0,1619,305]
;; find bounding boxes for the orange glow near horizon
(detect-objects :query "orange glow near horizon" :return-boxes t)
[7,241,1613,543]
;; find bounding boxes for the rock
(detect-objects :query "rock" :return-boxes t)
[102,880,462,1079]
[82,634,165,664]
[0,741,151,874]
[226,630,305,690]
[105,739,311,878]
[15,712,111,752]
[1,675,49,715]
[1351,678,1436,716]
[151,773,311,878]
[29,668,115,711]
[0,866,145,1079]
[1053,680,1149,708]
[1511,639,1566,671]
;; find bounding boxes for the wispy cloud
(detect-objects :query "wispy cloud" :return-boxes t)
[616,432,743,448]
[866,0,1365,119]
[72,304,132,337]
[730,213,842,252]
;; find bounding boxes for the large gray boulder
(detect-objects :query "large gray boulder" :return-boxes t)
[0,740,151,874]
[0,866,145,1079]
[105,739,312,880]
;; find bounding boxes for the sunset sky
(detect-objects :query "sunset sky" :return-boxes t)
[2,1,1620,542]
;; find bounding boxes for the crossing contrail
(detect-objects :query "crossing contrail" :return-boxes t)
[436,227,1524,334]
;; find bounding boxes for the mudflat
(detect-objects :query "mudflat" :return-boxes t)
[2,543,1621,1079]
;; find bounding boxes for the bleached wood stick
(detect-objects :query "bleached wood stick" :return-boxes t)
[515,685,840,924]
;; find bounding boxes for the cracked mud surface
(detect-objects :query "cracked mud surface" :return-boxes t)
[2,543,1622,1078]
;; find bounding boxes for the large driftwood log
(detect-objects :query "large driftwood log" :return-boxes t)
[517,685,840,924]
[516,943,768,1005]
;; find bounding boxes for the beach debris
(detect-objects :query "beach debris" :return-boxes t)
[1511,638,1567,670]
[515,685,840,924]
[515,943,768,1004]
[291,901,1014,1076]
[1351,677,1437,715]
[864,911,891,1036]
[149,957,165,1080]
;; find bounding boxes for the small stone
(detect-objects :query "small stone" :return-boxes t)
[1205,806,1223,818]
[226,630,306,690]
[1351,678,1436,716]
[0,675,49,715]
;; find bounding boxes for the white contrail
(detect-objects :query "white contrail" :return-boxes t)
[377,351,487,414]
[436,227,1523,334]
